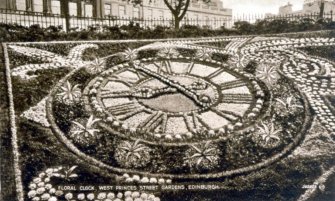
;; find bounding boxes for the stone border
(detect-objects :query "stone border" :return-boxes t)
[3,43,24,201]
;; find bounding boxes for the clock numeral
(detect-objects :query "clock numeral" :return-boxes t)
[220,79,246,90]
[192,112,211,130]
[107,102,144,120]
[210,108,242,122]
[183,114,194,132]
[138,112,167,132]
[154,61,173,74]
[206,68,226,79]
[130,69,147,80]
[186,62,195,74]
[220,93,253,104]
[107,76,133,87]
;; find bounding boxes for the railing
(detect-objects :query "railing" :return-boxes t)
[0,8,65,29]
[0,8,333,31]
[265,11,333,21]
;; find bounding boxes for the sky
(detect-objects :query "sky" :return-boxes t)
[222,0,306,16]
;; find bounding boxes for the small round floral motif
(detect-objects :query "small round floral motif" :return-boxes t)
[157,47,180,58]
[256,63,280,86]
[115,140,152,169]
[56,81,82,105]
[85,57,106,74]
[252,121,282,149]
[184,141,221,171]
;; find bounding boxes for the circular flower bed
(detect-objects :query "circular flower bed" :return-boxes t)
[46,46,311,180]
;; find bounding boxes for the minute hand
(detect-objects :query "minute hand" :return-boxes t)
[133,63,210,107]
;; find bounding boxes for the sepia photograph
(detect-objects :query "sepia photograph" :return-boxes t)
[0,0,334,200]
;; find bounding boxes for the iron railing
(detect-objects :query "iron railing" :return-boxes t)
[0,8,333,31]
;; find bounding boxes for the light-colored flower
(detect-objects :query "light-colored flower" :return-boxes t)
[122,48,138,61]
[56,81,81,104]
[185,141,220,170]
[64,193,73,200]
[256,64,279,86]
[254,121,282,148]
[86,57,105,74]
[72,116,100,137]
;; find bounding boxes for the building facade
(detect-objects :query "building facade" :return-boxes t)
[0,0,232,21]
[278,0,335,15]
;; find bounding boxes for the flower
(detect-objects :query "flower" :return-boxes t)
[65,193,73,200]
[70,116,101,145]
[253,121,282,148]
[56,81,81,104]
[185,141,220,171]
[28,190,37,198]
[77,193,85,200]
[97,192,107,199]
[115,140,151,168]
[122,48,138,61]
[86,57,106,74]
[157,47,180,58]
[256,64,279,86]
[48,197,57,201]
[87,193,95,200]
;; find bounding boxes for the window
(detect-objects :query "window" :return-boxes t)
[51,0,61,15]
[148,9,153,18]
[159,10,164,19]
[205,16,209,25]
[119,5,126,16]
[104,4,111,16]
[133,7,140,18]
[84,4,93,17]
[16,0,26,11]
[33,0,43,12]
[69,2,77,16]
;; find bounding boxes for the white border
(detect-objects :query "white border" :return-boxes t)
[3,43,24,201]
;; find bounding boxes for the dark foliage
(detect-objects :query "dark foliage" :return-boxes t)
[1,18,334,42]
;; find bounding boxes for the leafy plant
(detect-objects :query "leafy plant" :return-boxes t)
[56,81,81,105]
[69,115,101,146]
[184,141,220,171]
[253,121,282,149]
[53,166,78,181]
[115,140,151,168]
[275,96,303,116]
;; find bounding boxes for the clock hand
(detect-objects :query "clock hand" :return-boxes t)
[100,87,177,99]
[132,62,212,107]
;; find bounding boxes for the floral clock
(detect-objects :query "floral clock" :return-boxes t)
[46,47,310,180]
[83,57,266,145]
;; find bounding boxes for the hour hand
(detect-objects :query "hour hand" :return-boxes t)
[100,87,177,99]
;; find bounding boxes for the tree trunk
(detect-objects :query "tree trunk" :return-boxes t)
[61,0,70,32]
[174,15,181,30]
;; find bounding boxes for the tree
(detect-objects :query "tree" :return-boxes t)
[131,0,211,29]
[163,0,211,29]
[60,0,70,32]
[318,0,325,19]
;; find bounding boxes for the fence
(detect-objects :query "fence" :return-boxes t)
[0,8,334,31]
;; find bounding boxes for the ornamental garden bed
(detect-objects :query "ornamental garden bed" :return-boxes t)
[2,36,335,201]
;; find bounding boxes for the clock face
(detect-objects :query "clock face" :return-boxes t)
[83,57,265,143]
